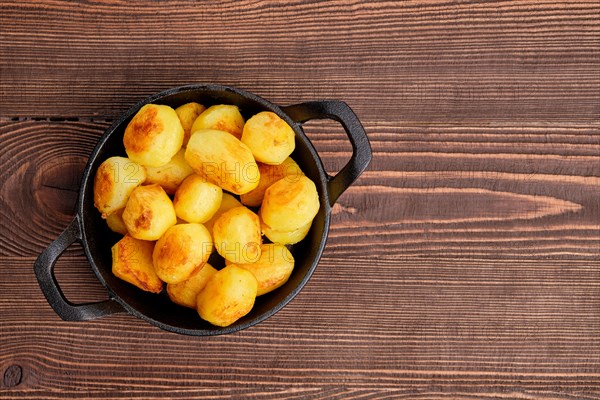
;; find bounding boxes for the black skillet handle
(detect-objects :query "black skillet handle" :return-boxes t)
[34,216,124,321]
[281,100,372,206]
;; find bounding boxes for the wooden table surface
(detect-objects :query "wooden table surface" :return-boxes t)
[1,1,599,398]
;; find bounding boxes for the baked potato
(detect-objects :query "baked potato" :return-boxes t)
[111,235,163,293]
[122,184,177,240]
[175,102,206,147]
[241,111,295,165]
[185,129,260,195]
[240,157,303,207]
[261,219,312,245]
[196,265,258,327]
[144,148,194,195]
[203,193,243,237]
[213,206,262,264]
[93,156,146,218]
[173,174,222,223]
[232,243,294,296]
[260,175,319,231]
[123,104,184,167]
[153,223,213,284]
[106,208,128,235]
[190,104,244,140]
[167,263,217,308]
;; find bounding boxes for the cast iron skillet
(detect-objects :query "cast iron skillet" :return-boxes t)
[34,84,372,335]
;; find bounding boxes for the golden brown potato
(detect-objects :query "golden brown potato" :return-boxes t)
[93,156,146,218]
[153,223,213,284]
[260,175,320,231]
[196,265,258,327]
[175,102,206,147]
[122,184,177,240]
[167,263,217,308]
[261,218,312,245]
[241,111,295,165]
[173,174,223,223]
[190,104,244,140]
[185,129,260,195]
[106,208,128,235]
[240,157,303,207]
[213,206,262,264]
[144,148,194,195]
[233,244,294,296]
[123,104,184,167]
[203,193,243,237]
[111,235,163,293]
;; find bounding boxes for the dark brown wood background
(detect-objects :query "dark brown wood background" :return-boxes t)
[1,1,599,398]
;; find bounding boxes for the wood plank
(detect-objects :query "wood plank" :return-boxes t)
[1,0,599,123]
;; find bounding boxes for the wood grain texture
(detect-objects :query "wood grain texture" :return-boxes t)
[1,0,599,399]
[1,0,599,123]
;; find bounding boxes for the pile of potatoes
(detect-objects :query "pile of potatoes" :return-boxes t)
[93,102,319,327]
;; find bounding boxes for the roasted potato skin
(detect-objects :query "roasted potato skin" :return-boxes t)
[106,208,128,235]
[153,223,213,284]
[203,193,242,237]
[196,265,258,327]
[240,157,303,207]
[260,175,320,232]
[144,148,194,194]
[190,104,245,140]
[175,102,206,147]
[122,184,177,240]
[233,243,294,296]
[167,263,217,308]
[123,104,184,167]
[213,206,262,264]
[111,235,163,293]
[185,129,260,195]
[241,111,295,165]
[173,174,222,223]
[93,156,146,218]
[261,218,311,245]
